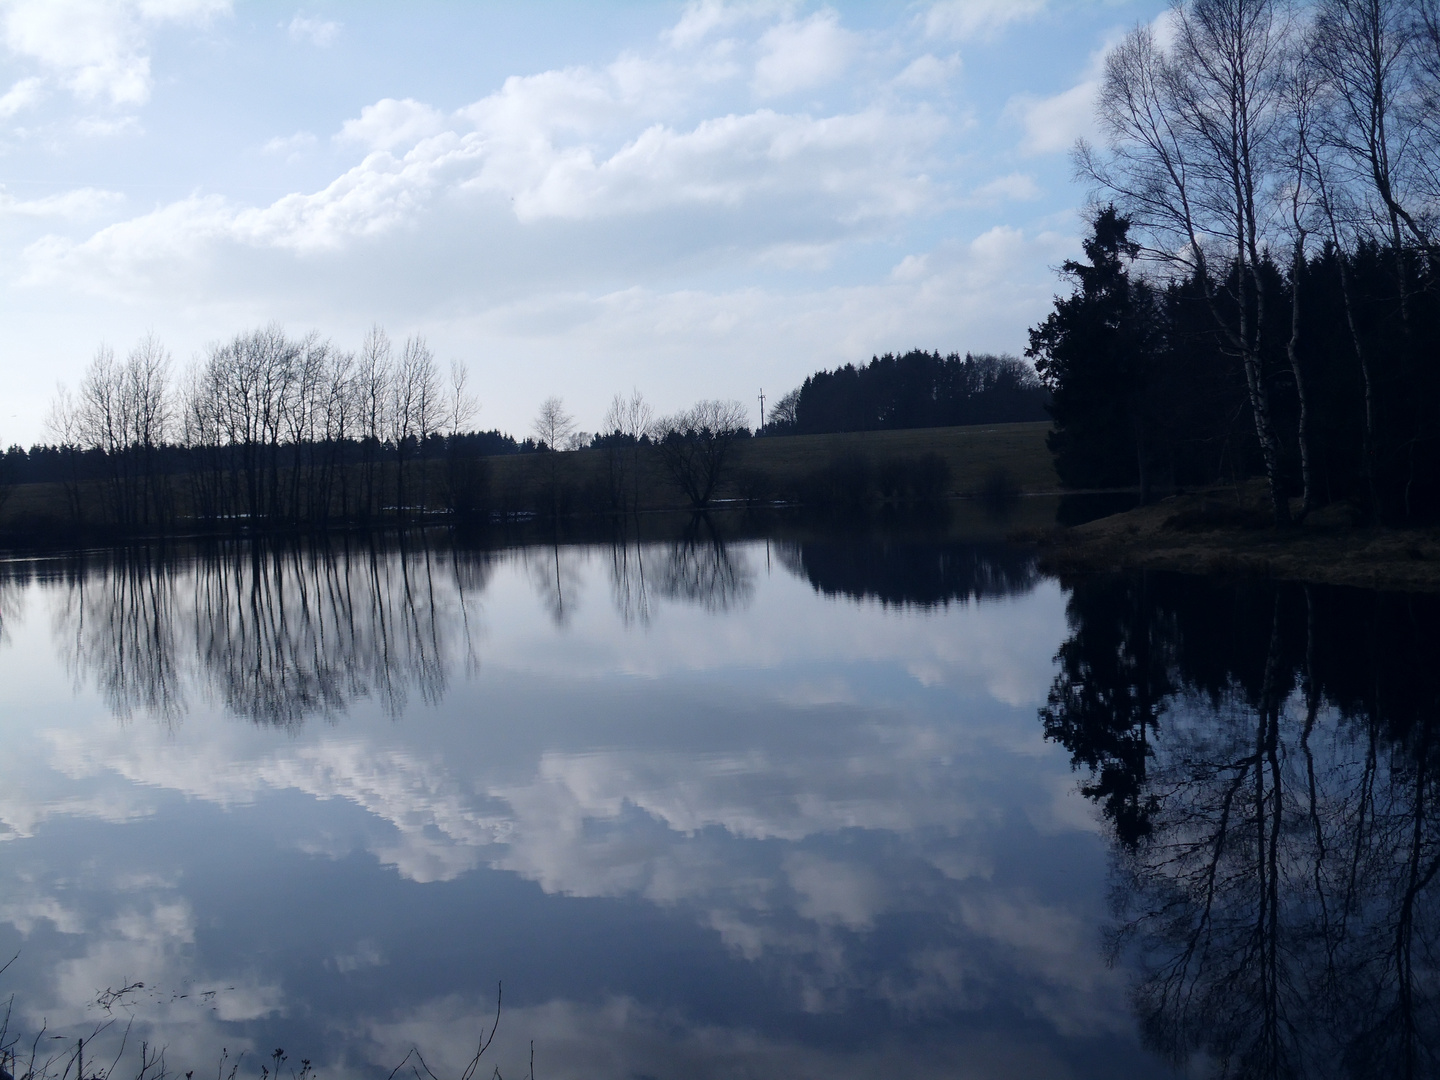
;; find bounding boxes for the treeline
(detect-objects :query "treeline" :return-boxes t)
[24,325,532,530]
[0,329,774,532]
[2,326,1014,536]
[763,350,1049,436]
[1032,0,1440,525]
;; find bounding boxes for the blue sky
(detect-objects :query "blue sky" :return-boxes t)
[0,0,1167,443]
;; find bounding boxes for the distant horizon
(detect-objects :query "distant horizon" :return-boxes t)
[0,0,1169,445]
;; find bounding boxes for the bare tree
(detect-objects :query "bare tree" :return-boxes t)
[603,390,653,513]
[1280,35,1324,514]
[532,395,575,451]
[441,360,485,518]
[532,396,576,519]
[391,335,440,516]
[650,399,750,508]
[44,382,87,523]
[1313,0,1430,254]
[1080,0,1296,523]
[357,325,393,521]
[446,360,479,436]
[70,336,174,528]
[767,388,801,432]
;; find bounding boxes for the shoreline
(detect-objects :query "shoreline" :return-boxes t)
[1024,486,1440,593]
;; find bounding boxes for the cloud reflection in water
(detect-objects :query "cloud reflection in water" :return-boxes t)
[0,533,1168,1078]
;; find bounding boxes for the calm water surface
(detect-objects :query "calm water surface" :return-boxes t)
[0,519,1435,1079]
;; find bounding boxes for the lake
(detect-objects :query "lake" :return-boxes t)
[0,512,1436,1079]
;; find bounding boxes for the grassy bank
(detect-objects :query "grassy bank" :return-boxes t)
[0,422,1059,540]
[1029,483,1440,592]
[481,420,1058,511]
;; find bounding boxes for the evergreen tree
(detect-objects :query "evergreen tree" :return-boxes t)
[1028,207,1161,498]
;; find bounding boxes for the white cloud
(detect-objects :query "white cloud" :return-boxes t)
[923,0,1046,42]
[664,0,794,49]
[1002,34,1121,157]
[971,172,1041,203]
[893,53,960,90]
[0,186,123,219]
[0,74,42,116]
[0,0,230,106]
[753,10,854,98]
[0,0,1103,443]
[25,61,944,295]
[75,114,141,137]
[337,97,447,151]
[287,12,339,47]
[262,129,316,156]
[1006,80,1096,156]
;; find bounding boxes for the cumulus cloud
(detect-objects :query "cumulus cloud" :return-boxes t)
[0,74,42,116]
[0,186,123,219]
[1007,79,1096,155]
[923,0,1047,42]
[663,0,794,49]
[0,0,1101,443]
[0,0,230,106]
[971,172,1041,203]
[24,58,944,295]
[752,10,854,98]
[1005,22,1164,157]
[337,97,447,151]
[287,12,339,47]
[893,53,960,90]
[262,129,316,156]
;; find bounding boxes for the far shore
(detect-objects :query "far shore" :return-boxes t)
[1024,483,1440,593]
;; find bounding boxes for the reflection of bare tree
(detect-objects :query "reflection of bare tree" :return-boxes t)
[607,535,652,627]
[526,542,584,627]
[0,567,24,649]
[1046,576,1440,1078]
[50,538,495,726]
[53,548,187,724]
[654,516,753,613]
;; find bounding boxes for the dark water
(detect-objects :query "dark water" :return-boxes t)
[0,518,1435,1079]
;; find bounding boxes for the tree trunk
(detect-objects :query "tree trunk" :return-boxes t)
[1286,239,1314,518]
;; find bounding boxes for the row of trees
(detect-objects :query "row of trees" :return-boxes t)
[1032,0,1440,524]
[38,325,485,528]
[8,326,762,530]
[8,327,1055,532]
[536,392,752,513]
[762,350,1049,436]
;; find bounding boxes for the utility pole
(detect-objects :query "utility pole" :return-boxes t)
[757,389,765,430]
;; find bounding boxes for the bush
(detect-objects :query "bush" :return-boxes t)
[797,453,873,510]
[878,454,950,507]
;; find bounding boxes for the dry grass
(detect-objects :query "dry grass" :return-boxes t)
[1030,481,1440,592]
[728,422,1059,497]
[0,423,1060,532]
[498,420,1059,508]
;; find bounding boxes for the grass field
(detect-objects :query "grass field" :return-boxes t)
[0,421,1060,533]
[472,420,1059,512]
[728,421,1058,498]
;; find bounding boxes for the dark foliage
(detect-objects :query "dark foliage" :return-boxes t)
[1031,207,1440,524]
[765,350,1049,436]
[1043,571,1440,1075]
[780,539,1038,609]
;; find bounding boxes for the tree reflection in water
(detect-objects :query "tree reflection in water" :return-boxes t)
[1044,574,1440,1078]
[39,528,763,725]
[654,515,754,613]
[778,538,1040,608]
[0,566,24,648]
[49,538,493,726]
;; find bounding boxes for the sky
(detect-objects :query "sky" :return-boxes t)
[0,0,1169,445]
